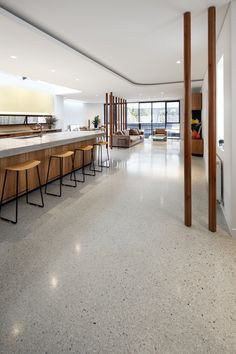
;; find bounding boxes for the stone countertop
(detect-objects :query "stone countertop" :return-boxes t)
[0,131,104,158]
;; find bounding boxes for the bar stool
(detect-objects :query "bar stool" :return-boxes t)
[93,141,110,172]
[73,145,96,183]
[45,151,76,197]
[0,160,44,224]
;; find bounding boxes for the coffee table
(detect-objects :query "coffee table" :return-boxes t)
[151,135,167,142]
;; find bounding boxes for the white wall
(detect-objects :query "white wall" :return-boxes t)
[62,100,104,131]
[202,71,209,179]
[54,95,64,130]
[63,100,87,130]
[201,3,235,234]
[217,5,232,229]
[180,99,184,140]
[230,0,236,235]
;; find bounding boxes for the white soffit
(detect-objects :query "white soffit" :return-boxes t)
[0,0,230,101]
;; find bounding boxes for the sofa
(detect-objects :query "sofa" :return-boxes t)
[112,128,144,148]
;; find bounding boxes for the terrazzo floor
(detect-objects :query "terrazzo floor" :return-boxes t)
[0,140,236,354]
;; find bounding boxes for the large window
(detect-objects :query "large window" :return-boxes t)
[140,103,152,137]
[153,102,165,129]
[166,102,180,138]
[166,102,180,123]
[127,103,139,129]
[127,100,180,138]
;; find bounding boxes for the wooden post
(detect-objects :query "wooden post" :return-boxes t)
[208,6,217,232]
[123,99,125,130]
[184,12,192,227]
[125,100,128,129]
[118,98,121,131]
[120,98,124,130]
[117,98,119,131]
[115,97,118,132]
[105,93,109,148]
[109,92,113,149]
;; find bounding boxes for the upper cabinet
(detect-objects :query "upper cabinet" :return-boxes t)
[192,93,202,110]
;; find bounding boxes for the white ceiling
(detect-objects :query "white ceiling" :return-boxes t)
[0,0,230,102]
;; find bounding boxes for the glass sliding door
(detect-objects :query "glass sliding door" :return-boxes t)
[140,102,152,138]
[127,103,139,130]
[166,101,180,139]
[152,102,165,131]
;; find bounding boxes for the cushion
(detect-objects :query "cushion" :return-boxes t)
[154,128,166,135]
[123,130,130,136]
[116,130,123,135]
[129,128,139,135]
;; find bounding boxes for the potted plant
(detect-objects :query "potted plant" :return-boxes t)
[45,116,58,129]
[92,115,100,129]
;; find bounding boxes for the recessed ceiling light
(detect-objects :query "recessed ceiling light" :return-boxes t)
[75,78,80,81]
[176,60,181,64]
[10,55,17,59]
[50,69,55,73]
[95,94,99,97]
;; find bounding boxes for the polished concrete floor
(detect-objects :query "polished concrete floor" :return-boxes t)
[0,140,236,354]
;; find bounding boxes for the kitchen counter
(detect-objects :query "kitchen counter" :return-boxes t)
[0,131,105,202]
[0,131,104,158]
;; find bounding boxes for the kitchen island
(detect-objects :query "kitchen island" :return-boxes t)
[0,131,104,202]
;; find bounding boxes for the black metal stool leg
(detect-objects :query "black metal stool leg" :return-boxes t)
[84,149,96,177]
[99,145,110,168]
[0,170,19,224]
[37,165,44,207]
[14,171,19,224]
[105,147,110,168]
[71,155,77,187]
[93,144,102,172]
[59,157,63,197]
[25,169,29,203]
[61,156,77,188]
[45,156,52,194]
[45,156,62,197]
[26,166,44,207]
[73,149,85,183]
[0,169,7,213]
[100,146,103,170]
[90,148,96,176]
[0,169,8,221]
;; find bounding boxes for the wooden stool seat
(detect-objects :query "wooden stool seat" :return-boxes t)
[6,160,41,172]
[45,150,76,197]
[79,145,93,151]
[52,151,74,158]
[97,141,108,145]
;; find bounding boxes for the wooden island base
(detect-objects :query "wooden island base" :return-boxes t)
[0,138,96,203]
